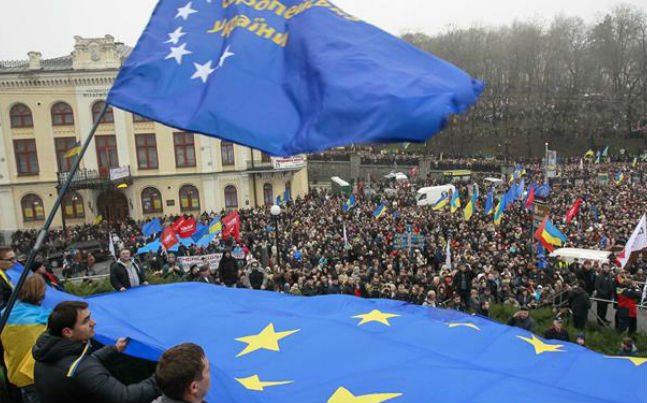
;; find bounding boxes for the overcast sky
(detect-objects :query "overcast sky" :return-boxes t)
[1,0,645,60]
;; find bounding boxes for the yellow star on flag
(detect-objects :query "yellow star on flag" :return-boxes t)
[235,323,300,357]
[517,335,565,355]
[235,375,294,391]
[447,322,480,331]
[327,387,402,403]
[604,356,647,367]
[352,310,400,326]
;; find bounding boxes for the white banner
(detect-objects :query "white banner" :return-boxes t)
[177,250,246,271]
[272,157,306,170]
[616,214,647,269]
[110,166,130,181]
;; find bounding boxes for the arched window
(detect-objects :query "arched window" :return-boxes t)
[51,102,74,126]
[62,192,84,219]
[10,103,33,128]
[179,185,200,212]
[263,183,273,205]
[224,185,238,208]
[141,187,163,214]
[21,194,45,222]
[92,101,114,124]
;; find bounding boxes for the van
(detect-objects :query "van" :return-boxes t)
[331,176,352,196]
[416,185,456,207]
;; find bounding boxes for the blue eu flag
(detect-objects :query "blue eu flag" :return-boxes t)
[107,0,483,156]
[7,265,646,403]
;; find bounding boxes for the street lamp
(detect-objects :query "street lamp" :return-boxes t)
[270,204,281,268]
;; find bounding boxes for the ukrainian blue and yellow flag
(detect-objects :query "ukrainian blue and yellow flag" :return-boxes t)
[373,203,387,219]
[342,194,356,213]
[1,301,50,387]
[494,198,504,225]
[450,190,461,213]
[615,171,625,185]
[209,217,223,236]
[463,187,478,222]
[485,188,495,215]
[63,141,82,159]
[533,215,568,252]
[432,192,449,211]
[583,149,595,159]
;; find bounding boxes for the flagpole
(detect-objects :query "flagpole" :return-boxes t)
[0,103,109,334]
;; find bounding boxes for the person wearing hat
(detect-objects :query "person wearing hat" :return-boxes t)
[507,306,536,333]
[544,318,570,341]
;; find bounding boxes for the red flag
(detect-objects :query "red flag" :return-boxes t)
[222,212,241,242]
[409,166,419,177]
[566,198,582,224]
[172,216,186,232]
[161,227,178,250]
[177,217,197,238]
[524,184,535,210]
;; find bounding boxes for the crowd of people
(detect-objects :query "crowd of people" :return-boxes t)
[1,157,647,402]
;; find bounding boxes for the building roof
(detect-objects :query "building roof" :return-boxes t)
[0,43,132,74]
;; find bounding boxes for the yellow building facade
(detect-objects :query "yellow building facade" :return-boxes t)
[0,35,308,234]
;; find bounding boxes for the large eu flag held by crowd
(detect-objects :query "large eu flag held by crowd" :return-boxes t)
[8,266,646,403]
[107,0,483,156]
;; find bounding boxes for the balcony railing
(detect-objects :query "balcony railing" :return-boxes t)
[57,166,132,190]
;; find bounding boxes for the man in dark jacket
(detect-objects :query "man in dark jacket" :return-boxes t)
[452,264,474,309]
[33,300,159,403]
[218,251,238,287]
[110,249,148,292]
[613,274,642,335]
[594,265,614,326]
[507,306,536,333]
[568,283,591,331]
[544,319,570,341]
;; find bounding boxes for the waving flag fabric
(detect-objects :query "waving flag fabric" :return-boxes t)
[432,191,450,211]
[525,182,535,210]
[534,215,568,252]
[450,189,461,213]
[566,198,583,224]
[494,198,504,226]
[615,214,647,269]
[484,187,494,215]
[106,0,483,156]
[373,203,387,219]
[142,218,163,237]
[7,265,645,403]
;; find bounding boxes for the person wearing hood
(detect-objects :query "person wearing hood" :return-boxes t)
[32,300,159,403]
[218,251,238,287]
[246,260,267,290]
[567,282,591,331]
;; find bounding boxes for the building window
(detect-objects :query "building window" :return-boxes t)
[51,102,74,126]
[261,152,271,163]
[95,135,119,177]
[224,185,238,208]
[174,132,196,168]
[221,142,235,166]
[14,139,39,175]
[92,101,114,124]
[263,183,273,205]
[133,113,150,123]
[179,185,200,212]
[21,194,44,222]
[141,187,163,214]
[54,137,78,172]
[62,192,84,219]
[136,134,158,170]
[10,103,33,128]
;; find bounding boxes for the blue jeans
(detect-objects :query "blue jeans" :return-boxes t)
[21,385,40,403]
